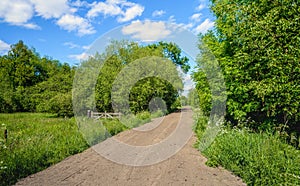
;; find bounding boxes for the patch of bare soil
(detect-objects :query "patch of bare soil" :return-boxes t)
[15,108,245,186]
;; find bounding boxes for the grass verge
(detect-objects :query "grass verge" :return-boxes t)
[193,112,300,185]
[0,110,165,185]
[0,113,88,185]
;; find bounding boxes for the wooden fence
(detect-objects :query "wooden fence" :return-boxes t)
[87,110,121,120]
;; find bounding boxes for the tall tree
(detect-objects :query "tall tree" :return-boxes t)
[0,41,75,115]
[92,40,188,113]
[194,0,300,130]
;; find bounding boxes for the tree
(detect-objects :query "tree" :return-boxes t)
[0,41,75,116]
[194,0,300,130]
[89,40,189,114]
[0,40,41,112]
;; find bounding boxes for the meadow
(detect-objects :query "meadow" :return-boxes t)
[0,113,89,185]
[0,110,164,185]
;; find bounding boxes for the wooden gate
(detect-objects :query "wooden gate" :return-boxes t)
[87,110,121,120]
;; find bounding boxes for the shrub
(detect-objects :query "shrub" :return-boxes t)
[48,92,73,117]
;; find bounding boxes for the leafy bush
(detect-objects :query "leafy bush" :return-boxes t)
[136,111,151,120]
[102,119,128,136]
[48,92,73,117]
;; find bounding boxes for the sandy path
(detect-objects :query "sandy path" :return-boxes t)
[15,108,245,186]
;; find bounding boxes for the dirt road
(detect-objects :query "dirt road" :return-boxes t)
[16,108,245,186]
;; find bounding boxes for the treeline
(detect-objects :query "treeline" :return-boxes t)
[193,0,300,132]
[94,40,188,114]
[0,41,74,117]
[0,40,188,117]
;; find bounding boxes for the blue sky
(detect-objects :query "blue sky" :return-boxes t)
[0,0,215,66]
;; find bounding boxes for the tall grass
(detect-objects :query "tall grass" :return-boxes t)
[0,110,165,185]
[193,111,300,185]
[0,113,88,185]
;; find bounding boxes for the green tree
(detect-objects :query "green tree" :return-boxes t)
[90,40,189,114]
[194,0,300,130]
[0,41,75,116]
[0,40,42,112]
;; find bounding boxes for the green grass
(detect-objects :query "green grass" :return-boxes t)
[193,112,300,185]
[102,119,128,136]
[0,111,166,185]
[0,113,89,185]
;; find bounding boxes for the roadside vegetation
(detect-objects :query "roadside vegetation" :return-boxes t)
[2,0,299,185]
[0,113,88,185]
[0,37,188,185]
[193,111,300,185]
[0,110,166,185]
[191,0,300,185]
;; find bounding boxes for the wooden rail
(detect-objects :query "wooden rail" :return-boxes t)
[87,110,121,119]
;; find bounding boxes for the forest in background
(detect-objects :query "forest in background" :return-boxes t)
[0,40,74,116]
[0,40,189,117]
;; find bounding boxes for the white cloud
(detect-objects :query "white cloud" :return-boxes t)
[167,16,194,31]
[71,0,89,7]
[0,0,144,35]
[0,0,90,33]
[152,10,166,17]
[194,19,214,34]
[168,15,176,23]
[21,23,41,29]
[181,23,194,30]
[117,4,144,22]
[196,3,206,11]
[87,0,144,22]
[69,52,90,61]
[0,0,71,30]
[0,0,34,25]
[182,73,195,96]
[87,1,122,18]
[82,45,91,50]
[122,20,171,42]
[57,14,96,36]
[30,0,71,19]
[63,42,80,49]
[190,13,202,22]
[64,42,90,50]
[0,40,10,55]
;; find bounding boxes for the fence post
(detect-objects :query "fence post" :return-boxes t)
[4,129,7,142]
[87,110,91,118]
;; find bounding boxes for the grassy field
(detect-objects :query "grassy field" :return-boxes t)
[193,112,300,185]
[0,111,164,185]
[0,113,89,185]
